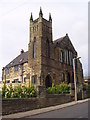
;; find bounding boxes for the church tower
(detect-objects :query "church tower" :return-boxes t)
[28,7,53,87]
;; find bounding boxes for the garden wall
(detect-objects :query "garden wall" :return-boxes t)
[83,90,90,99]
[2,94,73,115]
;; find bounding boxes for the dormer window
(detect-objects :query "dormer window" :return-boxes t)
[20,59,23,62]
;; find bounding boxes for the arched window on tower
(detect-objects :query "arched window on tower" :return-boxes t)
[33,37,36,58]
[61,73,65,82]
[46,39,50,58]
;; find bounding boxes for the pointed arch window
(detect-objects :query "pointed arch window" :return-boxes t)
[69,51,73,65]
[46,39,50,58]
[33,37,36,58]
[61,50,63,63]
[64,49,69,64]
[61,73,65,82]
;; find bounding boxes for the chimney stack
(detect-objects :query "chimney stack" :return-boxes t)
[21,49,24,54]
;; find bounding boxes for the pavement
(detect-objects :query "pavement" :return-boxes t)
[2,98,89,119]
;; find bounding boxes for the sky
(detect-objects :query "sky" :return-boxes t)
[0,0,89,80]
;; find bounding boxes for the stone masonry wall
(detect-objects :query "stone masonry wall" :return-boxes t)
[2,94,73,115]
[2,62,30,87]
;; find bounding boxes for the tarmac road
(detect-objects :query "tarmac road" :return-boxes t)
[26,101,88,118]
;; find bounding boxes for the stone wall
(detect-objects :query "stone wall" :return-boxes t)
[83,90,90,99]
[2,94,73,115]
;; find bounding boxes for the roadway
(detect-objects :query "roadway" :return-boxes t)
[25,101,88,118]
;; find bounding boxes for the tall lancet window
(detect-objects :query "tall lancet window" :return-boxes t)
[46,39,50,58]
[61,50,63,63]
[33,37,36,58]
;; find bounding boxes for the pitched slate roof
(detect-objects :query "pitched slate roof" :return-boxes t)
[53,36,65,47]
[53,34,76,53]
[5,34,77,68]
[6,51,28,68]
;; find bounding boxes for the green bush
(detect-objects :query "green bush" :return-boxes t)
[58,82,70,94]
[26,85,37,97]
[86,83,90,91]
[2,84,37,98]
[46,82,70,94]
[12,85,23,98]
[47,86,56,94]
[22,86,27,98]
[5,84,13,98]
[12,86,19,98]
[2,83,7,98]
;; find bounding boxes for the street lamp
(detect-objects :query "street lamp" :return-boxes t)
[73,57,81,101]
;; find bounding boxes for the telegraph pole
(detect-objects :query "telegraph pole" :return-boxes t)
[73,57,81,101]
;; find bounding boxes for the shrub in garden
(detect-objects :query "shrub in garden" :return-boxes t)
[26,85,37,97]
[58,82,70,94]
[2,83,7,98]
[55,85,61,94]
[46,82,70,94]
[22,86,27,98]
[86,83,90,91]
[47,86,55,94]
[5,84,13,98]
[12,85,23,98]
[2,84,37,98]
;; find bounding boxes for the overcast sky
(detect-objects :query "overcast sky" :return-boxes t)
[0,0,89,80]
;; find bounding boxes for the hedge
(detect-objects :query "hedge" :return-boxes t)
[2,84,37,98]
[46,82,70,94]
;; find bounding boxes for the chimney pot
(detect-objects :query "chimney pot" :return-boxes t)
[21,49,24,54]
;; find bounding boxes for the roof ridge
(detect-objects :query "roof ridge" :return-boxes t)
[54,36,66,43]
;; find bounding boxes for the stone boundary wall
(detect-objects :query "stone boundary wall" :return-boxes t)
[83,90,90,99]
[2,94,73,115]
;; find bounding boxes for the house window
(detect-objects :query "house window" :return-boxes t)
[33,37,36,58]
[14,65,19,72]
[61,50,63,63]
[46,39,50,58]
[6,68,10,75]
[13,79,19,83]
[6,80,10,83]
[24,77,26,83]
[31,75,37,84]
[61,73,65,82]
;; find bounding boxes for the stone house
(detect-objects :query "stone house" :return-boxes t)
[2,8,83,90]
